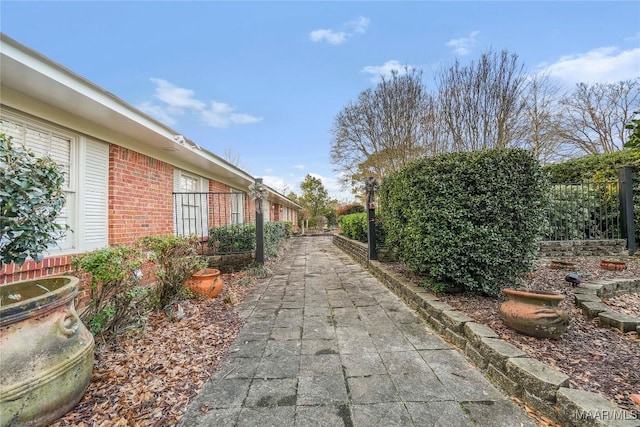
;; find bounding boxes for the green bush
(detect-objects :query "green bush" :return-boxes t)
[544,183,620,240]
[265,221,289,258]
[1,132,70,265]
[282,221,293,238]
[380,148,549,297]
[73,246,149,336]
[209,223,256,253]
[339,213,368,242]
[209,221,291,259]
[138,235,206,310]
[336,203,365,217]
[544,149,640,183]
[544,150,639,243]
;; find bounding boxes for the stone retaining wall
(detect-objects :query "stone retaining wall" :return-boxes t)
[205,253,255,273]
[539,239,627,258]
[333,234,639,427]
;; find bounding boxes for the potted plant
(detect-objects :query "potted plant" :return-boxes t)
[0,133,94,425]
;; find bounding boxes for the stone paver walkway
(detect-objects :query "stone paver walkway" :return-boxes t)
[180,236,536,427]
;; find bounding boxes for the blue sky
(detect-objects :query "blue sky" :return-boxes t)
[2,1,639,201]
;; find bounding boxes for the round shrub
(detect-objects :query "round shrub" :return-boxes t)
[381,148,549,297]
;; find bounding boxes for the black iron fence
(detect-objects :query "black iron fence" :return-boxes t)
[543,166,636,255]
[173,192,252,254]
[543,180,621,241]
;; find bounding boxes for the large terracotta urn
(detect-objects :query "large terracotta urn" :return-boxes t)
[185,268,223,298]
[499,288,569,339]
[0,276,94,426]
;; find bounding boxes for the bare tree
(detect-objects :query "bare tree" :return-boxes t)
[223,148,241,166]
[436,49,529,151]
[519,72,572,165]
[330,67,441,188]
[557,79,640,154]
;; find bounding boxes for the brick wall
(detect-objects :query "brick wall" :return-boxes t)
[109,146,174,245]
[0,256,74,285]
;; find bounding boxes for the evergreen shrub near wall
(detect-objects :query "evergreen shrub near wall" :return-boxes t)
[209,224,256,253]
[380,148,549,297]
[264,221,289,258]
[209,221,291,259]
[339,213,368,242]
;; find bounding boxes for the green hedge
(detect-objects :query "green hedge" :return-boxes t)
[208,221,290,259]
[380,148,548,297]
[339,213,368,242]
[264,221,289,258]
[544,149,639,243]
[209,223,256,253]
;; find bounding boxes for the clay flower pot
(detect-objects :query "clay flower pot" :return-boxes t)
[600,259,626,271]
[550,260,575,270]
[499,288,569,339]
[0,276,95,425]
[185,268,223,298]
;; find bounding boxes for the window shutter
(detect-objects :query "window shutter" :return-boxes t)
[83,139,109,250]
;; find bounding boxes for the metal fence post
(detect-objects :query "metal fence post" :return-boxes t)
[365,177,378,261]
[618,166,636,255]
[254,178,265,264]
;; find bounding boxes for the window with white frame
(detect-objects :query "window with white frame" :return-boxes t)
[174,170,208,237]
[0,109,109,254]
[230,192,245,224]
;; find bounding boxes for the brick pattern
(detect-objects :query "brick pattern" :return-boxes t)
[0,256,74,285]
[109,146,174,245]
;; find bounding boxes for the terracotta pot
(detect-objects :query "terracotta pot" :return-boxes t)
[499,288,569,339]
[0,276,95,426]
[550,260,575,270]
[185,268,223,298]
[600,259,626,271]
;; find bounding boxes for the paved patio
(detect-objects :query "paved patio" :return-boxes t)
[180,236,536,426]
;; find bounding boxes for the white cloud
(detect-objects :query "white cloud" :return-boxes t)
[361,60,415,82]
[446,30,479,56]
[542,47,640,84]
[310,29,347,45]
[293,164,305,170]
[137,100,178,126]
[348,16,370,34]
[200,101,262,128]
[137,78,262,129]
[309,16,369,45]
[264,168,273,174]
[150,78,205,109]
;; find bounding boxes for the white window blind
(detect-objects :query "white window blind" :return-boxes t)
[1,110,109,254]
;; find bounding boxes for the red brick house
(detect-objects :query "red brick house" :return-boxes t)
[0,33,300,286]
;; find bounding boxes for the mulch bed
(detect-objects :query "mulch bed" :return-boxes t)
[51,272,257,427]
[390,258,640,414]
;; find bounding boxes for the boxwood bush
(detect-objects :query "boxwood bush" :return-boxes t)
[380,148,548,297]
[209,223,256,253]
[339,213,368,242]
[209,221,290,259]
